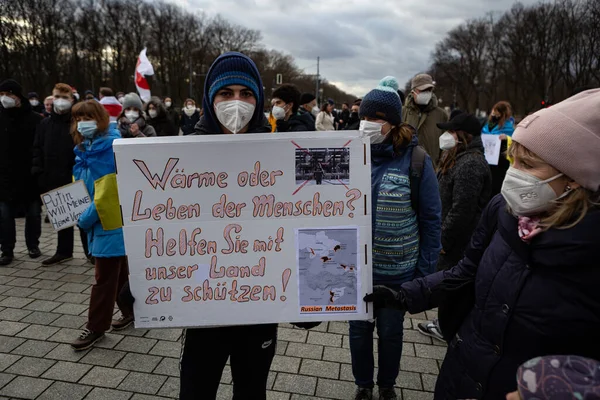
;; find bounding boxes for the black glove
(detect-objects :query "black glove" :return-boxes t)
[291,321,322,330]
[364,285,406,310]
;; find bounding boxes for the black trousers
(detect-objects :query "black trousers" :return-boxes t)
[55,227,89,257]
[179,324,277,400]
[0,199,41,254]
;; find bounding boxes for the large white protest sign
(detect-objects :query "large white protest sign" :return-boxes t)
[481,134,502,165]
[113,131,373,328]
[40,181,91,231]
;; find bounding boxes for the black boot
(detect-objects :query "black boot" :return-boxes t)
[0,252,14,266]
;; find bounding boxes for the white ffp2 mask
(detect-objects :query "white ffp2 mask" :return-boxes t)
[272,105,286,120]
[439,132,457,150]
[415,91,433,105]
[214,100,255,134]
[53,98,72,113]
[501,167,569,216]
[0,95,17,109]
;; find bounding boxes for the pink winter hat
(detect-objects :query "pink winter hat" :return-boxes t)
[512,89,600,192]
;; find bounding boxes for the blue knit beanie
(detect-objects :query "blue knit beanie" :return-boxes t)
[206,53,261,105]
[359,76,402,126]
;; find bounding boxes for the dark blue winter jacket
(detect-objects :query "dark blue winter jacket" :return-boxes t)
[401,194,600,399]
[371,134,442,285]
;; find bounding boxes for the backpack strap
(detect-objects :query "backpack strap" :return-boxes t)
[409,145,427,214]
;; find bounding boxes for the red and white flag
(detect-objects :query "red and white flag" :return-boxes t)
[99,96,122,122]
[135,48,154,102]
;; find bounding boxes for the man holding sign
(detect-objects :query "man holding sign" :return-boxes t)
[114,52,373,400]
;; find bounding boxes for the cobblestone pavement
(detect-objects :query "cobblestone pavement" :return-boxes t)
[0,220,445,400]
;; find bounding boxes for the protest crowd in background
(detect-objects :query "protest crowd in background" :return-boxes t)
[1,44,599,400]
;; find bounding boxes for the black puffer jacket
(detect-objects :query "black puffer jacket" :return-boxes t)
[276,110,316,132]
[147,100,178,137]
[180,110,200,135]
[437,136,492,268]
[402,195,600,399]
[0,102,43,202]
[31,111,76,193]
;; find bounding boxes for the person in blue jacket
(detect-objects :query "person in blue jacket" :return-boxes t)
[365,89,600,400]
[482,101,515,196]
[69,100,134,351]
[351,77,442,400]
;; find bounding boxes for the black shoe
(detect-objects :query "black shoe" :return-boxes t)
[42,254,73,266]
[378,387,397,400]
[355,387,373,400]
[0,253,14,266]
[28,247,42,259]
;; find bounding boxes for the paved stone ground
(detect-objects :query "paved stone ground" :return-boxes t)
[0,219,445,400]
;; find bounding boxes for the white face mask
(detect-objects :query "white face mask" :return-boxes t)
[186,104,195,110]
[214,100,256,134]
[53,98,72,113]
[272,105,286,120]
[311,106,320,117]
[414,91,433,105]
[165,101,172,108]
[30,99,39,107]
[360,120,387,144]
[439,132,457,150]
[0,95,17,109]
[501,167,570,216]
[148,109,158,119]
[125,111,139,122]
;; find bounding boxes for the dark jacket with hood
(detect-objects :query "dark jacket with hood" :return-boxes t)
[402,93,448,167]
[146,98,178,137]
[275,109,316,132]
[401,195,600,399]
[0,95,43,202]
[31,110,76,193]
[181,108,201,135]
[437,136,492,269]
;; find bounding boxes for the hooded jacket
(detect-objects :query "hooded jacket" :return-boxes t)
[0,100,43,202]
[31,110,76,193]
[194,52,272,135]
[437,136,492,268]
[146,99,178,137]
[73,128,125,258]
[371,133,442,284]
[117,115,156,138]
[401,195,600,399]
[402,93,448,167]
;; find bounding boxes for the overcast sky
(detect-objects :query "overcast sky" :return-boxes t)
[171,0,539,97]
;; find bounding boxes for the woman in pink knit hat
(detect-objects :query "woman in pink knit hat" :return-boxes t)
[365,89,600,399]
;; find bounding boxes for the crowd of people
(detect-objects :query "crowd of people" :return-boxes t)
[0,49,599,400]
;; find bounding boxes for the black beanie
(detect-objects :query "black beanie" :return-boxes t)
[0,79,24,99]
[300,93,316,105]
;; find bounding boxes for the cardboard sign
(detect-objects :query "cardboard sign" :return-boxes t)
[113,131,373,328]
[482,134,502,165]
[40,181,91,231]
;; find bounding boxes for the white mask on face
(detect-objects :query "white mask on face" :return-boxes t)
[165,101,172,108]
[311,106,320,117]
[0,95,17,109]
[148,109,158,119]
[186,104,195,110]
[439,132,457,150]
[53,98,72,113]
[272,105,286,120]
[214,100,256,134]
[360,120,387,144]
[501,167,570,216]
[414,91,433,105]
[30,99,39,107]
[125,111,139,123]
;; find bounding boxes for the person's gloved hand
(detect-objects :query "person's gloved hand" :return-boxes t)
[364,285,406,310]
[291,322,321,330]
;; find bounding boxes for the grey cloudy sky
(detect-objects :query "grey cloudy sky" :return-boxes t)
[171,0,539,97]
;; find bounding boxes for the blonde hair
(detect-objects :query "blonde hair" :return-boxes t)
[507,142,599,230]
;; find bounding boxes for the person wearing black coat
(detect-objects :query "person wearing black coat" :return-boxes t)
[180,98,200,135]
[364,89,600,400]
[28,92,45,115]
[271,83,315,132]
[32,83,89,266]
[345,102,361,131]
[145,97,178,136]
[0,79,44,265]
[338,102,350,130]
[163,97,180,129]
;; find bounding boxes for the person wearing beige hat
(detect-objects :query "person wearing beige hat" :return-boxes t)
[364,89,600,399]
[402,73,448,167]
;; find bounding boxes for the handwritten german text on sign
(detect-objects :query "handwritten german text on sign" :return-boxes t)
[40,181,91,231]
